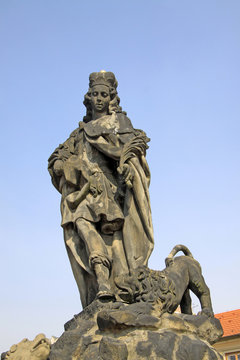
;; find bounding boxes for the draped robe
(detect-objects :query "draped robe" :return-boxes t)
[48,113,154,308]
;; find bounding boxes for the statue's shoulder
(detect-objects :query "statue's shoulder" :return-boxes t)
[69,128,78,137]
[114,113,135,134]
[69,125,83,138]
[117,114,148,138]
[65,125,85,145]
[49,126,81,162]
[60,127,79,151]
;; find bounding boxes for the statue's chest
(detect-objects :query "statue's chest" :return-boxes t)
[75,136,110,173]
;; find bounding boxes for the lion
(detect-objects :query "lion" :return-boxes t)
[115,245,214,317]
[1,333,50,360]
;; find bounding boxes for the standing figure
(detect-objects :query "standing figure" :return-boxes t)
[48,71,154,308]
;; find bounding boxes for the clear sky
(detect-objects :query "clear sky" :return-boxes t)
[0,0,239,353]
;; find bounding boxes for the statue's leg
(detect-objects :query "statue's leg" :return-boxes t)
[63,224,97,308]
[180,289,192,315]
[75,217,115,300]
[188,263,214,316]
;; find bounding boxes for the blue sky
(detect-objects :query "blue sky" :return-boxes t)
[1,0,240,352]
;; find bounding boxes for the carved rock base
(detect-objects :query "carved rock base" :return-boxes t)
[49,300,223,360]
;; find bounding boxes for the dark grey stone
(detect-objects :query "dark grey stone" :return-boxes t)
[99,337,128,360]
[49,299,223,359]
[176,335,213,360]
[137,331,177,359]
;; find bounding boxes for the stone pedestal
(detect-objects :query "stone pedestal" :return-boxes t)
[49,300,223,360]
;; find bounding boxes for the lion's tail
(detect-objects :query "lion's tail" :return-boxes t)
[165,244,193,267]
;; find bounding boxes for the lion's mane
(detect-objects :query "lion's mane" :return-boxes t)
[116,266,176,313]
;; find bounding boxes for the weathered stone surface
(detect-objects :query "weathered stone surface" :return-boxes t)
[1,334,50,360]
[160,313,223,345]
[49,300,223,360]
[97,302,160,330]
[99,337,128,360]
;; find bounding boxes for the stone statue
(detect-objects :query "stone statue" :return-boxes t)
[1,334,50,360]
[115,244,214,317]
[47,71,224,360]
[48,71,154,308]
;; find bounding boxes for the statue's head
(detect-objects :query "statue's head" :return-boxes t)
[83,71,125,122]
[114,266,176,313]
[2,333,50,360]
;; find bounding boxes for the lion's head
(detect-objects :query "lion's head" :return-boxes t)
[115,266,176,313]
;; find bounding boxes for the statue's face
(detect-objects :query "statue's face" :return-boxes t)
[90,84,110,115]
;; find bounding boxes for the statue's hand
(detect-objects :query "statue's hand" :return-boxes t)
[89,173,103,197]
[117,163,134,189]
[54,160,64,176]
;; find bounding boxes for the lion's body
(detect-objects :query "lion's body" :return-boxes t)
[115,245,214,317]
[162,255,213,315]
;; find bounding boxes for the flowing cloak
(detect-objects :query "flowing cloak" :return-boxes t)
[48,113,154,307]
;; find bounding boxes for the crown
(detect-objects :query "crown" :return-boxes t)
[89,70,118,89]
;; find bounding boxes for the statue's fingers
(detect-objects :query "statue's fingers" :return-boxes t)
[126,180,133,189]
[125,172,132,184]
[122,164,129,174]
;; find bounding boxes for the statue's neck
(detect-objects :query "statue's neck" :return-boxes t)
[92,110,108,120]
